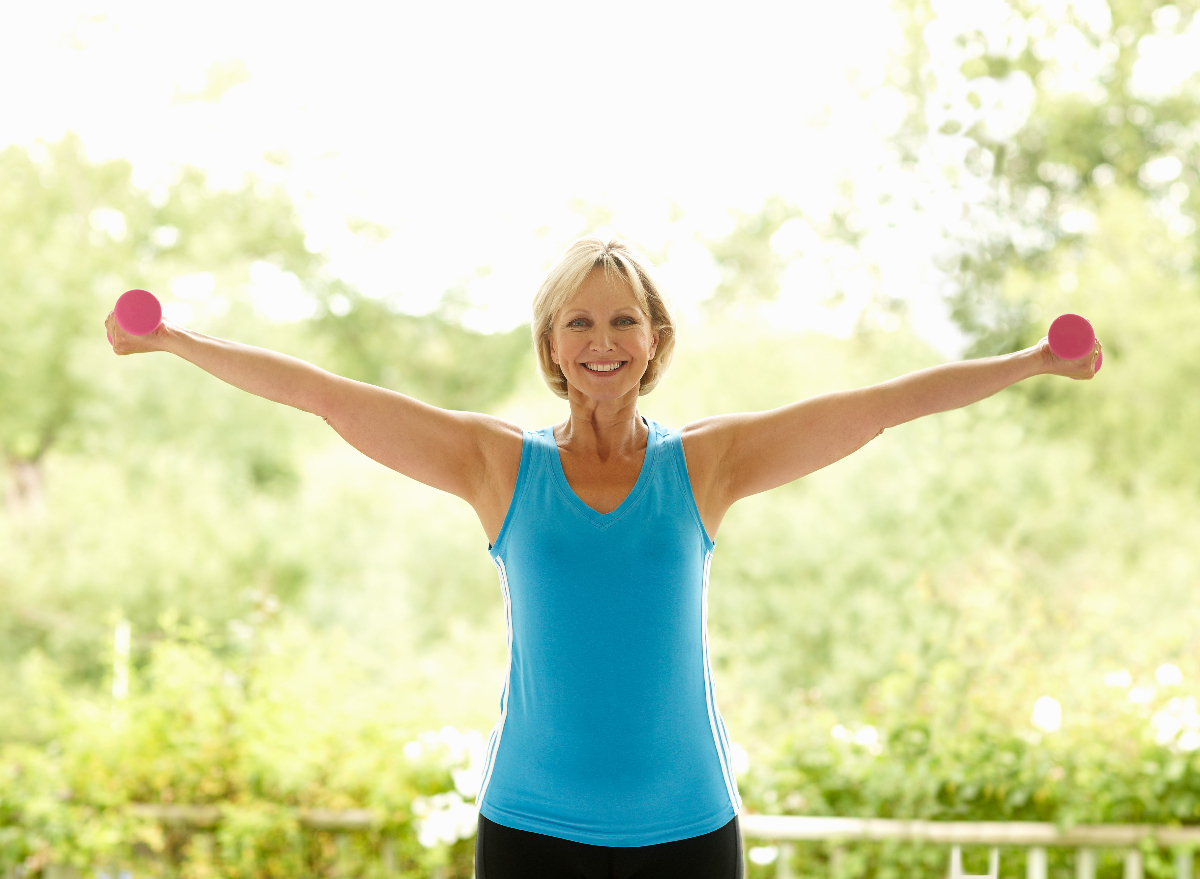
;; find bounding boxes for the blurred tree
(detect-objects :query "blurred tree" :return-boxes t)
[0,134,315,514]
[885,0,1200,353]
[700,194,870,313]
[0,134,534,677]
[1003,185,1200,494]
[307,284,531,414]
[702,2,1200,350]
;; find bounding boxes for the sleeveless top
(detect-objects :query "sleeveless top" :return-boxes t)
[475,417,742,846]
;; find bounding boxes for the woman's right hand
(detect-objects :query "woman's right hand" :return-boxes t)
[105,311,171,355]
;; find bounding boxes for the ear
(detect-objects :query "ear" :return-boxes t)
[649,328,659,361]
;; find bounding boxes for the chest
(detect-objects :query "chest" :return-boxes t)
[557,448,645,515]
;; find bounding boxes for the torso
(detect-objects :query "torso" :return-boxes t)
[476,418,742,842]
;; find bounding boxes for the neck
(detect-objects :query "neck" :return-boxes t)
[557,387,646,459]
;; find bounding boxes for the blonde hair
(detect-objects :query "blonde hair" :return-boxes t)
[532,236,677,399]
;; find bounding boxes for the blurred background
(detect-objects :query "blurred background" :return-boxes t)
[2,0,1200,876]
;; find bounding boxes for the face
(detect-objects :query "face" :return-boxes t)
[549,269,659,403]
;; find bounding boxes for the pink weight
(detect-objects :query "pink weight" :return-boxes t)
[1048,313,1101,373]
[114,289,162,336]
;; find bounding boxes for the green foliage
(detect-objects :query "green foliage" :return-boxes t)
[739,675,1200,877]
[884,0,1200,350]
[702,194,869,312]
[1002,185,1200,495]
[0,619,479,878]
[307,288,532,413]
[4,13,1200,868]
[0,134,314,471]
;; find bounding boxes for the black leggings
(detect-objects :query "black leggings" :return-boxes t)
[474,812,744,879]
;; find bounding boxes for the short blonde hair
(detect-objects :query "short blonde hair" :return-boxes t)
[532,236,677,399]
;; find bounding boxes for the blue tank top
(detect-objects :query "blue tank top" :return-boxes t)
[475,417,742,846]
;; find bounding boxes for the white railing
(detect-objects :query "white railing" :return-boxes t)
[15,807,1200,878]
[738,814,1200,879]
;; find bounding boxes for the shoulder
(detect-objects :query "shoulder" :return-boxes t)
[644,416,678,440]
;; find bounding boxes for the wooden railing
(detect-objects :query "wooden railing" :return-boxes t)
[16,807,1200,878]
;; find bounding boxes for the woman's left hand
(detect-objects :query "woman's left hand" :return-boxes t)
[1036,335,1102,379]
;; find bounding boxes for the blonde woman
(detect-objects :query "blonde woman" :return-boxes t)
[107,236,1101,879]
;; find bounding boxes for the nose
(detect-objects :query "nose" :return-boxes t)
[589,325,616,351]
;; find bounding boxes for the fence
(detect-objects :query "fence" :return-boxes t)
[14,807,1200,878]
[739,814,1200,879]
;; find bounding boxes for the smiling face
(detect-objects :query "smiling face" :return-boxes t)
[548,268,659,404]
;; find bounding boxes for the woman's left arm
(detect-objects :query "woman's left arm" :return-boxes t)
[686,337,1100,515]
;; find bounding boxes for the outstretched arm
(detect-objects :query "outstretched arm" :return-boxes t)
[105,314,518,507]
[684,336,1100,521]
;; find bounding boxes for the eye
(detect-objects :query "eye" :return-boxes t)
[566,318,588,327]
[616,316,636,326]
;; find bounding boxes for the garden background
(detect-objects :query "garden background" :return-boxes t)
[3,0,1200,876]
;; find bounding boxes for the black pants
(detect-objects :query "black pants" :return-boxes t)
[474,812,744,879]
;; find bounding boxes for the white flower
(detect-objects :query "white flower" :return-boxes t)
[749,846,779,865]
[411,792,478,848]
[730,742,749,776]
[453,766,482,799]
[1104,670,1132,688]
[1032,696,1062,733]
[1129,687,1155,704]
[831,723,883,754]
[1150,697,1200,750]
[1156,664,1183,687]
[1153,712,1183,745]
[853,725,879,747]
[403,727,487,778]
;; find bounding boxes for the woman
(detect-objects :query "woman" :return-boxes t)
[106,236,1100,879]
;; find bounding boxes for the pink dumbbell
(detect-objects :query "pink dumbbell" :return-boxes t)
[1048,313,1102,372]
[107,289,162,344]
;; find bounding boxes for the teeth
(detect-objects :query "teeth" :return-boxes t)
[585,362,623,372]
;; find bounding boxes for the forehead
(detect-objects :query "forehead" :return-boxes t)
[562,267,646,312]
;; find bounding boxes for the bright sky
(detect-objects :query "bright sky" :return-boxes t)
[3,1,1197,352]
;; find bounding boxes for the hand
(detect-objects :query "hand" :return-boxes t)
[1035,335,1102,380]
[104,311,171,355]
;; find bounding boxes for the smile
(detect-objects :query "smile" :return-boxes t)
[583,361,626,373]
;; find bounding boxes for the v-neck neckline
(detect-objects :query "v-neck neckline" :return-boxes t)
[546,417,658,527]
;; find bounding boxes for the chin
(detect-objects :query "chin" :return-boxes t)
[567,373,645,403]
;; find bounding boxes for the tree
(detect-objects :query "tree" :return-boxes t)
[885,0,1200,352]
[0,135,315,514]
[306,284,532,415]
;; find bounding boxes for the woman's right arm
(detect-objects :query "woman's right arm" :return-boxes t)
[108,316,521,511]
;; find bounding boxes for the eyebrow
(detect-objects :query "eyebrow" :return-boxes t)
[561,307,643,318]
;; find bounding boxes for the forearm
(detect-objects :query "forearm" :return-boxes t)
[158,323,334,417]
[877,346,1046,429]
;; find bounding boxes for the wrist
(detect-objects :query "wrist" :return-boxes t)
[155,321,191,356]
[1015,342,1051,378]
